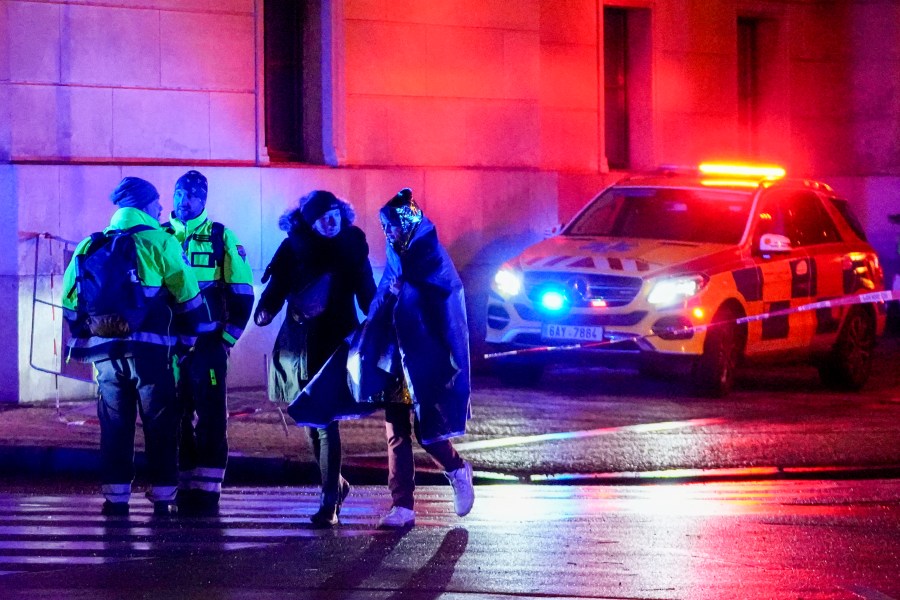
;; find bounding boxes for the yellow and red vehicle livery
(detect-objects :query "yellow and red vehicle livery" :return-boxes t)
[486,165,886,396]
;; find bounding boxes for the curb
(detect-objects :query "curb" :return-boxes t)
[4,444,900,487]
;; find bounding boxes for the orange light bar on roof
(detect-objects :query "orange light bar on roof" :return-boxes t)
[699,178,761,188]
[698,162,786,179]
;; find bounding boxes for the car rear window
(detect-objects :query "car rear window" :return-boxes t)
[565,187,753,244]
[828,198,868,241]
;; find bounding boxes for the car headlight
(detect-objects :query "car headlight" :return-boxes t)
[493,264,524,298]
[647,274,708,306]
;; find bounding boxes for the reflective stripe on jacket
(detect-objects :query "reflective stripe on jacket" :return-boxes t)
[164,210,255,347]
[62,207,213,363]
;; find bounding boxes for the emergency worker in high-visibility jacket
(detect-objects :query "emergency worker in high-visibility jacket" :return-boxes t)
[62,176,214,516]
[163,170,255,514]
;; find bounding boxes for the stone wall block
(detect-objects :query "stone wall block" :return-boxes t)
[789,60,851,120]
[16,165,60,256]
[464,100,540,167]
[849,2,900,60]
[425,25,507,99]
[503,31,540,100]
[343,96,392,165]
[210,92,256,161]
[452,0,540,30]
[349,0,539,29]
[9,1,60,83]
[657,113,737,166]
[160,11,254,91]
[849,61,899,118]
[68,86,114,158]
[345,20,429,96]
[9,84,59,157]
[61,4,160,87]
[345,0,388,20]
[0,2,10,82]
[656,52,735,117]
[540,108,598,171]
[539,42,597,110]
[419,169,487,270]
[540,0,596,45]
[58,165,126,242]
[655,0,735,55]
[0,84,9,161]
[212,0,254,14]
[382,98,468,167]
[112,89,210,159]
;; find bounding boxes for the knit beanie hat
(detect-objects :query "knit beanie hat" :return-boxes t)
[175,170,208,200]
[110,177,159,209]
[300,190,340,225]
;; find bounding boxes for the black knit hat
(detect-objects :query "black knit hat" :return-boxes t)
[110,177,159,209]
[300,190,340,224]
[175,170,208,200]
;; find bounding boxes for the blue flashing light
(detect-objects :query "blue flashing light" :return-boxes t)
[540,289,567,312]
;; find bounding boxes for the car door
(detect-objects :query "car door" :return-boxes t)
[746,189,815,355]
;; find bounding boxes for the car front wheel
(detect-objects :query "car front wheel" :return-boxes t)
[819,306,876,391]
[691,309,742,398]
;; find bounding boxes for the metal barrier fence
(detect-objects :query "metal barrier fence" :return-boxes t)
[28,232,93,383]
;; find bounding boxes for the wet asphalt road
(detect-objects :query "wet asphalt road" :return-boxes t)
[0,481,898,599]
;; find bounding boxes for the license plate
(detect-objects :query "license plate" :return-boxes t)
[541,324,604,342]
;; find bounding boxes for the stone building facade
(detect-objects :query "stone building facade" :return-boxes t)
[1,0,898,402]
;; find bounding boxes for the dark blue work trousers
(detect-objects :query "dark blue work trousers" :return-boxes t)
[308,422,342,506]
[95,355,179,503]
[178,338,229,496]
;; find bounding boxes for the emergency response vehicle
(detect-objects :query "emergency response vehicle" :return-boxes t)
[486,163,887,396]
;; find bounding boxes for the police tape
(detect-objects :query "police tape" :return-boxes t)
[483,289,900,360]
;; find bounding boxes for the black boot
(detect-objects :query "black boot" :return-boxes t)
[101,500,129,516]
[309,503,338,528]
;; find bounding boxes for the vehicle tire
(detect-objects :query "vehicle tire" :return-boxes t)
[819,306,876,391]
[494,362,545,387]
[691,309,742,398]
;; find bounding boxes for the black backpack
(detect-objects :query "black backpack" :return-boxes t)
[74,225,153,338]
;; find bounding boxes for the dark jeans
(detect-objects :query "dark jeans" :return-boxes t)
[384,403,464,510]
[95,356,179,503]
[307,422,342,506]
[178,338,229,497]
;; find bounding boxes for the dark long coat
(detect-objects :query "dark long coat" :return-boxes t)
[258,203,376,404]
[288,216,471,443]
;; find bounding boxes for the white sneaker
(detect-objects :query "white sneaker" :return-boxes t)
[445,460,474,517]
[378,506,416,529]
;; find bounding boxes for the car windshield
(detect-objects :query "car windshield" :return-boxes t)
[565,186,754,244]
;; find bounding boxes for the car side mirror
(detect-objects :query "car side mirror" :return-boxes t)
[759,233,792,254]
[544,224,563,238]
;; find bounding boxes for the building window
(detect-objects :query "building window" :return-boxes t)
[604,7,628,170]
[737,17,760,156]
[264,0,324,163]
[264,0,304,161]
[603,6,652,171]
